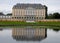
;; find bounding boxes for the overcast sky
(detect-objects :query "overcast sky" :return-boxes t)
[0,0,60,14]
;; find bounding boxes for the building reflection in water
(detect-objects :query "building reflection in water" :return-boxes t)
[12,27,47,41]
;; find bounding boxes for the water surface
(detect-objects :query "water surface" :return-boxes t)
[0,26,60,43]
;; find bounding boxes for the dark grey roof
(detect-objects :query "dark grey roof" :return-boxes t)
[13,3,47,9]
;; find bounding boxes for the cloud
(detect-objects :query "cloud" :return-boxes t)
[0,0,60,14]
[0,4,12,14]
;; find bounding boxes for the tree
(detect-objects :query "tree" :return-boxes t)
[53,12,60,19]
[47,13,53,19]
[47,12,60,19]
[0,12,4,15]
[7,13,12,16]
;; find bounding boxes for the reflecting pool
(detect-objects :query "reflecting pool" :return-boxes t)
[0,26,60,43]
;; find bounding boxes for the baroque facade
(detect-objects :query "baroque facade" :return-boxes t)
[12,3,47,21]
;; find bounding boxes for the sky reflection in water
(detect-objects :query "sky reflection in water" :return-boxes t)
[0,26,60,43]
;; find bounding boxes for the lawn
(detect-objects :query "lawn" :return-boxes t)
[0,21,60,27]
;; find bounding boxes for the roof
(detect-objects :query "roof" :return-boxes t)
[13,3,47,9]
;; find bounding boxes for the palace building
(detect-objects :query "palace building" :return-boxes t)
[12,3,47,22]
